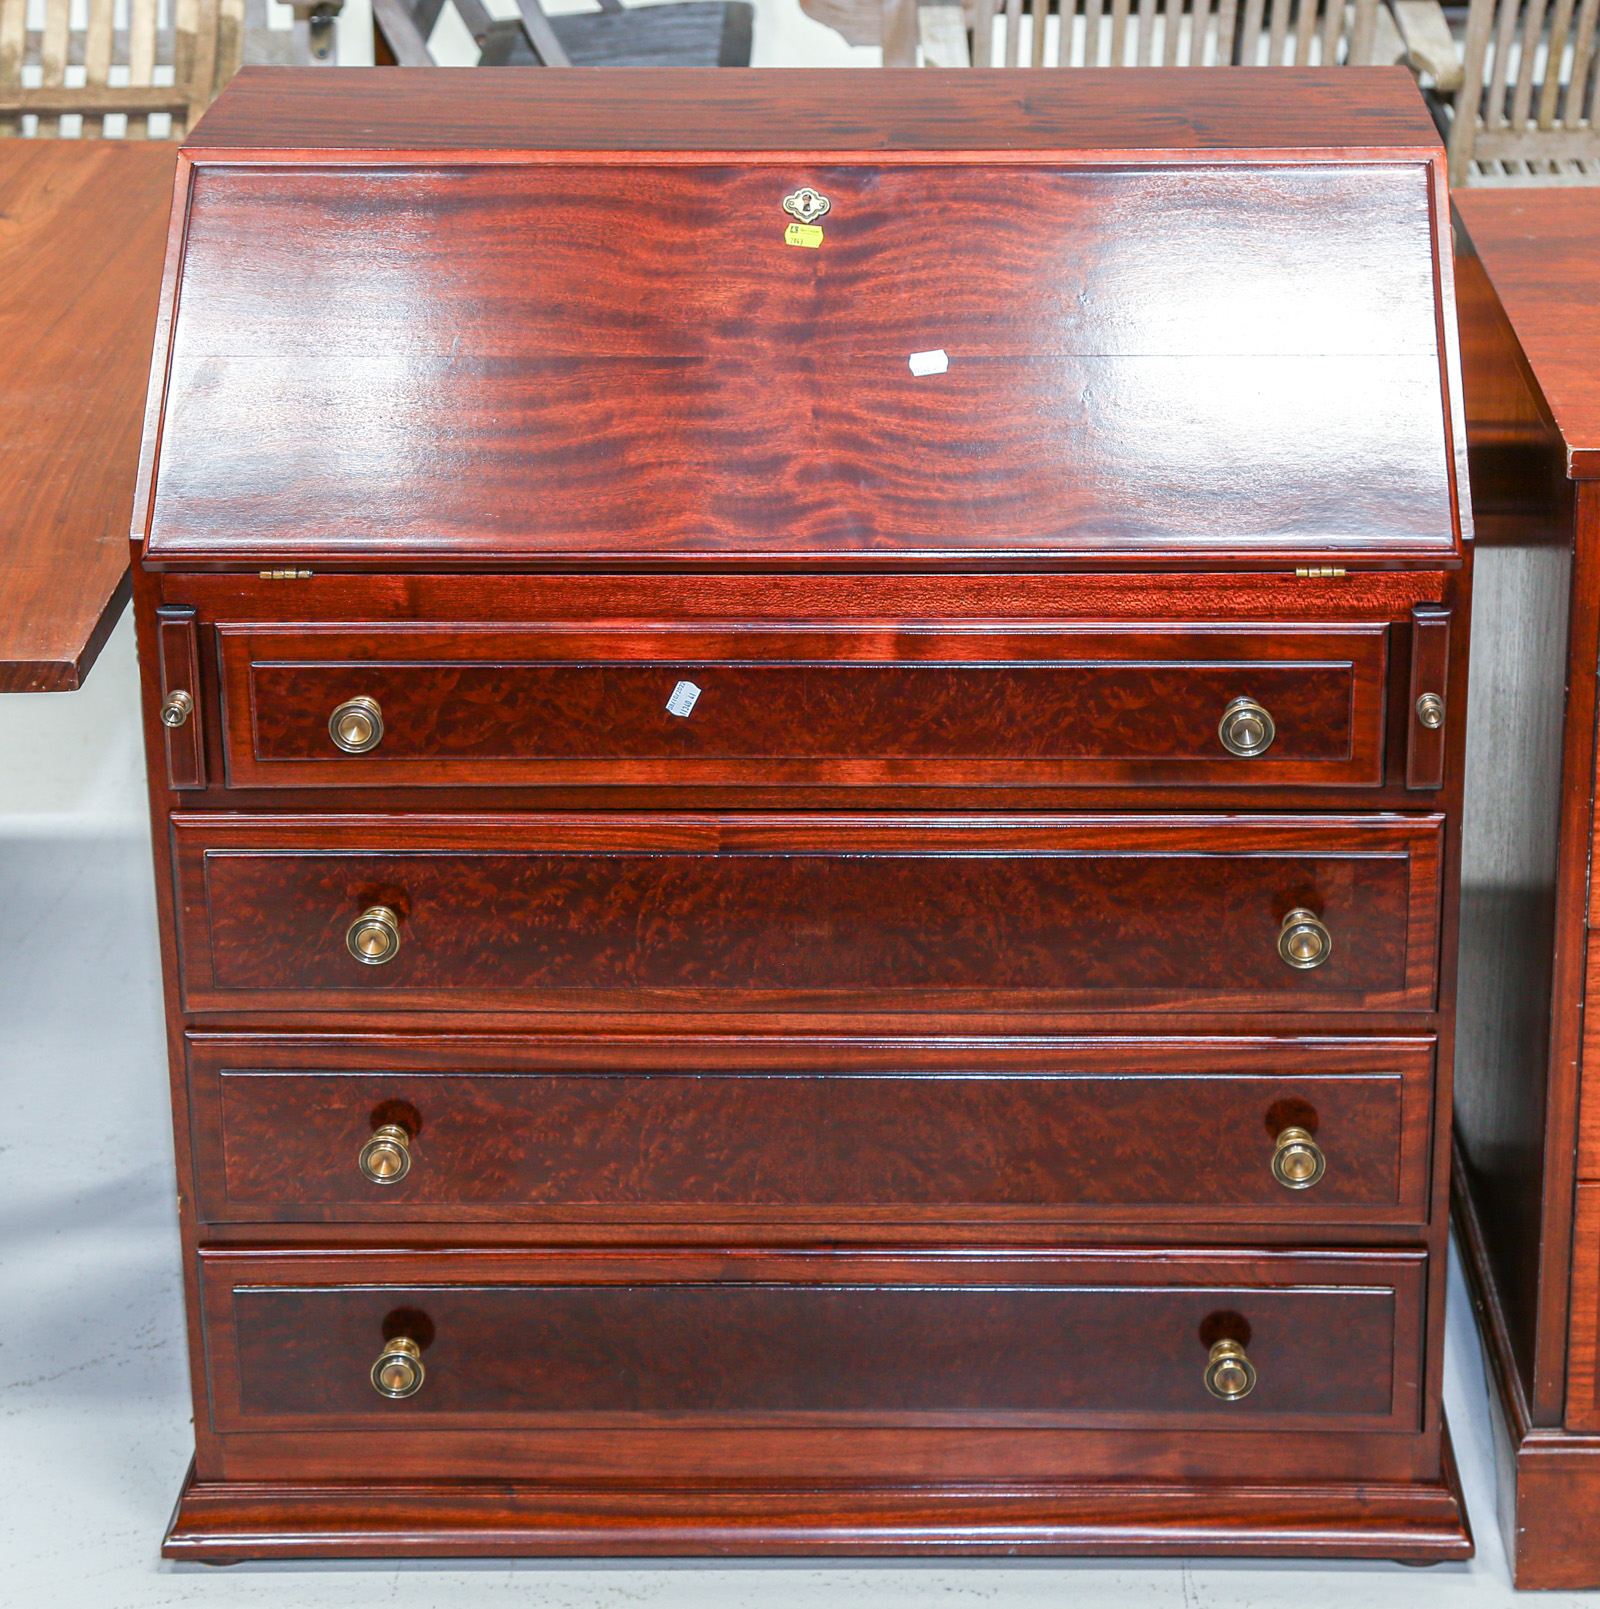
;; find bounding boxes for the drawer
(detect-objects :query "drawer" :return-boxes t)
[197,1246,1425,1434]
[188,1033,1436,1227]
[171,813,1444,1014]
[215,622,1389,792]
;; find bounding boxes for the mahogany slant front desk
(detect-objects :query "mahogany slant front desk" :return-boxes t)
[1452,189,1600,1590]
[134,66,1475,1562]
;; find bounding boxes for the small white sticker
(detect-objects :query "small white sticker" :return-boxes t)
[665,680,702,718]
[909,348,949,377]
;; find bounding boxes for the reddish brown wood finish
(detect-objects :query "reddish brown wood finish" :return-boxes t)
[157,608,206,790]
[220,622,1388,791]
[1451,188,1600,1588]
[140,75,1465,573]
[190,1033,1434,1225]
[199,1246,1418,1432]
[1405,605,1450,791]
[0,141,173,691]
[133,72,1471,1564]
[169,813,1443,1015]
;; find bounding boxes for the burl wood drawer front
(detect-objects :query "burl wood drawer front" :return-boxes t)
[198,1247,1424,1433]
[171,814,1443,1015]
[217,622,1387,791]
[188,1034,1435,1227]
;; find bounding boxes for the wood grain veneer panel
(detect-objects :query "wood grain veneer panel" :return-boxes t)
[197,1245,1423,1434]
[1564,1184,1600,1430]
[188,1033,1433,1226]
[170,813,1444,1015]
[144,158,1457,568]
[219,623,1387,791]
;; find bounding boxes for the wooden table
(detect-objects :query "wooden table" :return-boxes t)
[1452,187,1600,1590]
[0,140,175,693]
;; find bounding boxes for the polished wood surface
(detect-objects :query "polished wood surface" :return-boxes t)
[201,1246,1418,1428]
[135,73,1471,1562]
[171,813,1442,1014]
[191,1033,1435,1224]
[143,142,1461,571]
[220,621,1389,791]
[187,64,1444,152]
[1455,190,1600,478]
[0,141,173,691]
[1451,188,1600,1588]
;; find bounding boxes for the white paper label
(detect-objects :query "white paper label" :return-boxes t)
[908,348,949,377]
[665,680,702,718]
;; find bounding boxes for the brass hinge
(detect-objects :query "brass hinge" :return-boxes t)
[259,569,314,580]
[1295,567,1347,579]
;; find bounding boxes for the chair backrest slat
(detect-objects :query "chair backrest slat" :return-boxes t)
[1450,0,1600,182]
[1,0,232,136]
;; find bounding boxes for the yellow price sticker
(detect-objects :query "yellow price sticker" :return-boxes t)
[784,222,824,248]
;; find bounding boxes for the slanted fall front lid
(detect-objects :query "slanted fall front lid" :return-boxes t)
[140,69,1465,569]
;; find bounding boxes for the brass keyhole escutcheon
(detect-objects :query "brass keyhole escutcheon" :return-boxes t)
[1272,1125,1326,1189]
[1218,696,1275,758]
[160,689,194,728]
[1277,907,1332,970]
[347,905,402,966]
[1415,691,1445,730]
[782,187,831,225]
[1204,1338,1257,1401]
[329,695,384,754]
[371,1336,425,1399]
[359,1123,413,1184]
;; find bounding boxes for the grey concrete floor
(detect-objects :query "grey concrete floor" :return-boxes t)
[0,611,1590,1604]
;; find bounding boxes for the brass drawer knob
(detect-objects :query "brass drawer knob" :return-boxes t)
[358,1123,412,1184]
[1277,907,1332,970]
[160,689,194,728]
[329,695,384,754]
[371,1336,425,1399]
[1218,696,1275,758]
[1415,691,1445,730]
[1204,1338,1257,1401]
[1272,1125,1326,1189]
[346,905,401,965]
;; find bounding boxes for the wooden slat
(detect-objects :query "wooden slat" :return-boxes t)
[1134,0,1157,61]
[216,0,245,92]
[1266,0,1291,62]
[82,0,116,137]
[371,0,436,63]
[1319,0,1342,62]
[1485,0,1521,129]
[1215,0,1240,62]
[1450,0,1498,177]
[129,0,158,137]
[0,86,192,115]
[969,0,995,62]
[1002,0,1022,62]
[1473,123,1600,158]
[1031,0,1048,62]
[1238,0,1266,61]
[1076,0,1103,63]
[37,0,71,137]
[1293,0,1318,63]
[187,0,221,131]
[1109,0,1131,60]
[1538,0,1577,125]
[1510,0,1551,126]
[0,0,20,137]
[514,0,574,65]
[1164,0,1185,63]
[918,1,972,62]
[1568,0,1600,126]
[1349,0,1379,61]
